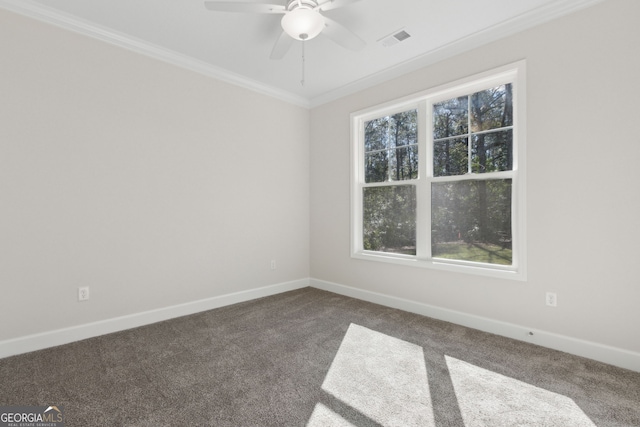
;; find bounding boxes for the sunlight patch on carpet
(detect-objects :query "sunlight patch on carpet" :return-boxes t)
[308,323,435,427]
[307,403,357,427]
[446,356,597,427]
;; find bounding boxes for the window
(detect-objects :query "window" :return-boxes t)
[351,62,526,280]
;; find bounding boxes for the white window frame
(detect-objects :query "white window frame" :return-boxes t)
[350,61,527,281]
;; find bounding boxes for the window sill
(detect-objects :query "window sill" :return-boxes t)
[352,251,526,281]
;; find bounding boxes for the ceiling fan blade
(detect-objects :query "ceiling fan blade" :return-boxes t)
[270,30,294,59]
[322,17,365,51]
[316,0,363,12]
[204,1,286,14]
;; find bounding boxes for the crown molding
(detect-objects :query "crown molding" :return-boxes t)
[1,0,605,109]
[308,0,607,107]
[0,0,311,108]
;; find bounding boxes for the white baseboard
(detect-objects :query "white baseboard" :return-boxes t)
[310,278,640,373]
[0,278,309,359]
[3,277,638,373]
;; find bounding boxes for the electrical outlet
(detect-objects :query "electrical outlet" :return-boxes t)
[270,260,276,270]
[78,286,90,301]
[545,292,557,307]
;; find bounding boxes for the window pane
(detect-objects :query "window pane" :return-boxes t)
[470,84,513,132]
[363,185,416,255]
[364,118,388,151]
[390,146,418,181]
[431,179,512,265]
[391,110,417,147]
[434,137,468,177]
[365,109,417,152]
[433,96,468,139]
[471,129,513,173]
[365,151,389,183]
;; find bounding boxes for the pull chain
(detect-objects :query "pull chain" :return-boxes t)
[300,38,306,86]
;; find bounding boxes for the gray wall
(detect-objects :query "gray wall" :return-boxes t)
[310,0,640,354]
[2,1,638,360]
[0,9,310,340]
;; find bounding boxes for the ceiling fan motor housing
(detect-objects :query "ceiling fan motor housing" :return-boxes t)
[286,0,319,11]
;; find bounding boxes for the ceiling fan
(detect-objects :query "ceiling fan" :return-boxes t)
[204,0,366,59]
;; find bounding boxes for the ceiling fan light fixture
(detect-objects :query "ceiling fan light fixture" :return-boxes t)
[281,8,325,41]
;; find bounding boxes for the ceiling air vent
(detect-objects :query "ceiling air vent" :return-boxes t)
[379,29,412,48]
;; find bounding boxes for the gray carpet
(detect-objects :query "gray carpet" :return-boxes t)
[1,287,639,426]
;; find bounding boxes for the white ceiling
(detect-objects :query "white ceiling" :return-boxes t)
[1,0,604,107]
